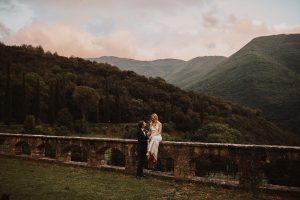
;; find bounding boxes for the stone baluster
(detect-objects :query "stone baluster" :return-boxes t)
[31,145,43,159]
[174,146,195,180]
[125,144,137,173]
[238,150,263,190]
[88,149,97,167]
[56,142,71,162]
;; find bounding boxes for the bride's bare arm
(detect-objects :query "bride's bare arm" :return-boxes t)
[158,122,162,135]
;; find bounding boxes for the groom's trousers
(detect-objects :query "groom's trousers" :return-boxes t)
[136,144,147,177]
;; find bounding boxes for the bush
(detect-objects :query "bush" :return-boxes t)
[34,125,47,135]
[123,126,136,139]
[74,120,89,134]
[203,123,242,143]
[23,115,35,133]
[54,125,70,136]
[57,108,73,129]
[162,133,177,141]
[163,122,175,133]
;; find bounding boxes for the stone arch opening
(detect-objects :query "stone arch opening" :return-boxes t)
[97,147,125,167]
[154,149,174,174]
[262,158,300,187]
[0,139,10,153]
[15,141,31,155]
[70,146,87,162]
[44,143,56,159]
[194,154,238,181]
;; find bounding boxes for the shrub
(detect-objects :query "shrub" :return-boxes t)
[57,108,73,129]
[163,122,175,133]
[74,120,89,134]
[23,115,35,133]
[123,126,136,139]
[54,125,70,136]
[203,123,242,143]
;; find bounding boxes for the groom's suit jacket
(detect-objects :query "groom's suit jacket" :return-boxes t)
[136,128,148,153]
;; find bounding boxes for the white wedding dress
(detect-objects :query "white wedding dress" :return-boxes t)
[147,121,162,161]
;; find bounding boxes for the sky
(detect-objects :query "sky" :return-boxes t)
[0,0,300,60]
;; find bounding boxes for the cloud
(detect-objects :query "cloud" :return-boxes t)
[0,0,299,60]
[0,22,10,37]
[0,0,34,32]
[3,22,143,59]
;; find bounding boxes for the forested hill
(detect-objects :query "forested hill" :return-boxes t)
[189,34,300,135]
[0,43,298,145]
[165,56,226,89]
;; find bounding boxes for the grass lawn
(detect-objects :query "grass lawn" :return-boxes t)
[0,156,297,200]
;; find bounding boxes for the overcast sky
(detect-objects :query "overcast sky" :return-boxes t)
[1,0,300,60]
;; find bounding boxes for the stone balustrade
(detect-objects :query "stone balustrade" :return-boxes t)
[0,133,300,193]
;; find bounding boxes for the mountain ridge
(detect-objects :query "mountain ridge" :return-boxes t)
[189,34,300,134]
[88,56,185,78]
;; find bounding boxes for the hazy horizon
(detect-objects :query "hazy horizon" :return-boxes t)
[1,0,300,60]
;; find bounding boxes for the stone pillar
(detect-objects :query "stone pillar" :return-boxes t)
[31,146,43,159]
[174,147,195,180]
[88,149,97,167]
[56,143,71,162]
[125,144,137,174]
[9,139,17,155]
[238,150,263,190]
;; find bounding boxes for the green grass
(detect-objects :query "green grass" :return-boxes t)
[0,156,297,200]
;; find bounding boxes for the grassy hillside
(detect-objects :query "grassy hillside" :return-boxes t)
[166,56,226,89]
[188,34,300,135]
[0,43,299,145]
[0,156,297,200]
[88,56,185,78]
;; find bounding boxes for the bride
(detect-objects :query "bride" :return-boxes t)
[147,113,162,168]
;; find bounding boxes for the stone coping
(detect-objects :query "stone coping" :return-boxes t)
[1,132,300,150]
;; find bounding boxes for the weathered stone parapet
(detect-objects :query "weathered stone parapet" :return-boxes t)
[0,133,300,193]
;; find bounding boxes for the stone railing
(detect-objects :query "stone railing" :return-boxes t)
[0,133,300,193]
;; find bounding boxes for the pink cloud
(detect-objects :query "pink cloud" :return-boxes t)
[4,22,142,59]
[0,22,10,37]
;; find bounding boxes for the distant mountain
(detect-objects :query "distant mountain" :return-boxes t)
[88,56,185,78]
[165,56,226,89]
[188,34,300,135]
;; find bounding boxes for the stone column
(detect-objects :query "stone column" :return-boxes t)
[8,139,17,155]
[238,150,263,190]
[56,142,71,162]
[174,147,195,180]
[125,144,137,174]
[88,149,97,167]
[31,146,43,159]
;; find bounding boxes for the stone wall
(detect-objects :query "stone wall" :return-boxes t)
[0,133,300,193]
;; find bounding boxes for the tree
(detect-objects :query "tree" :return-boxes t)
[4,64,12,125]
[48,83,55,124]
[21,72,27,122]
[72,86,100,121]
[57,108,73,129]
[34,79,41,121]
[203,123,242,143]
[23,115,35,133]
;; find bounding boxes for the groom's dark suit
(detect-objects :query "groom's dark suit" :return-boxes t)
[136,128,148,177]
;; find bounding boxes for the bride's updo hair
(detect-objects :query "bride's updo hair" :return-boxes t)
[150,113,158,122]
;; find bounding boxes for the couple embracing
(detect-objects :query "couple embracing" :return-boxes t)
[136,113,162,178]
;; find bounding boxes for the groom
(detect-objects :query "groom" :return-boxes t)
[136,121,148,178]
